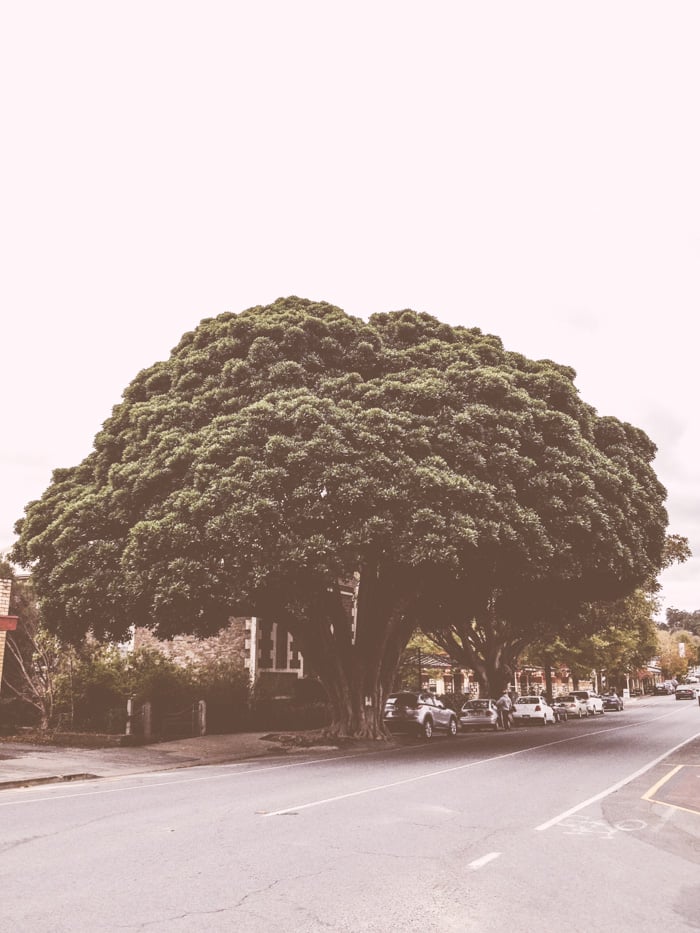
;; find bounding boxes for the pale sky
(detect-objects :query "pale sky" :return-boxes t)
[1,2,698,617]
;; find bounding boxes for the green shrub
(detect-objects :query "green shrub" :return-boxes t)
[192,658,251,733]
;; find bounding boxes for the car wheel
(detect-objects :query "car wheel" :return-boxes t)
[422,718,433,739]
[447,717,457,738]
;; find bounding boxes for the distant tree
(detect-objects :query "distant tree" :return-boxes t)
[656,629,700,679]
[525,589,660,690]
[665,607,700,635]
[12,299,668,736]
[0,557,14,579]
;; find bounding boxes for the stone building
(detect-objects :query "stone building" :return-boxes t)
[134,579,359,696]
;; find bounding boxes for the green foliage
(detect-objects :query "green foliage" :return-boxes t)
[393,630,460,691]
[525,589,662,684]
[664,607,700,636]
[124,647,194,705]
[11,298,670,735]
[247,675,330,730]
[655,629,700,678]
[13,298,668,643]
[55,642,129,732]
[0,558,14,579]
[190,657,251,733]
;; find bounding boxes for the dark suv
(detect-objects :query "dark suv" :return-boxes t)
[383,691,458,739]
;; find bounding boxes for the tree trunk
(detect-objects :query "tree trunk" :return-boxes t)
[543,662,553,701]
[430,619,519,699]
[288,568,414,739]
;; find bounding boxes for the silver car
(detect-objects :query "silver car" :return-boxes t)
[571,690,605,715]
[383,691,458,739]
[554,695,589,719]
[459,698,501,732]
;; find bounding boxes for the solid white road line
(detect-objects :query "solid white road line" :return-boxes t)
[534,731,700,831]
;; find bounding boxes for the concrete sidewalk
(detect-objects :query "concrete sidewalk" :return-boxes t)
[0,732,324,790]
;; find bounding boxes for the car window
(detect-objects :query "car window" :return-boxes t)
[390,693,418,707]
[516,697,538,704]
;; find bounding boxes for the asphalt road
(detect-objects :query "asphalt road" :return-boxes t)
[2,695,699,933]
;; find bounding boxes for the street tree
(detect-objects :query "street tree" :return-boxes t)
[523,588,661,693]
[12,298,668,737]
[663,608,700,635]
[656,628,700,679]
[427,531,685,697]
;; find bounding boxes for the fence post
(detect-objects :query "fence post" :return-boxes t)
[198,700,207,736]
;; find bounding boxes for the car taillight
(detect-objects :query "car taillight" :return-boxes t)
[535,705,541,711]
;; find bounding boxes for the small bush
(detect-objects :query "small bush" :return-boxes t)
[192,658,251,734]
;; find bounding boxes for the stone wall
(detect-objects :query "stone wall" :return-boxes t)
[133,617,248,670]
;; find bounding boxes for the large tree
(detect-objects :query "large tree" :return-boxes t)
[523,588,662,694]
[12,298,668,736]
[427,532,685,697]
[663,607,700,636]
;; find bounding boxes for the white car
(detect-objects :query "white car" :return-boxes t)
[512,696,556,726]
[571,690,605,715]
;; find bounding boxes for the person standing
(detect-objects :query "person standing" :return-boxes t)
[496,690,513,730]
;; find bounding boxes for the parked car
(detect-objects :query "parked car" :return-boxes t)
[570,690,605,715]
[664,680,676,693]
[512,696,556,726]
[383,691,458,739]
[653,682,672,695]
[674,683,699,701]
[602,693,624,711]
[553,695,588,719]
[459,698,501,732]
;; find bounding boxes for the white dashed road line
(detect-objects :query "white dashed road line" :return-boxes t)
[468,852,501,870]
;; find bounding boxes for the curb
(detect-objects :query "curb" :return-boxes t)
[0,773,99,791]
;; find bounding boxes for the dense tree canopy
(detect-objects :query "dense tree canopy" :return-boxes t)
[663,607,700,636]
[13,298,668,735]
[656,628,700,678]
[428,533,688,696]
[522,588,661,692]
